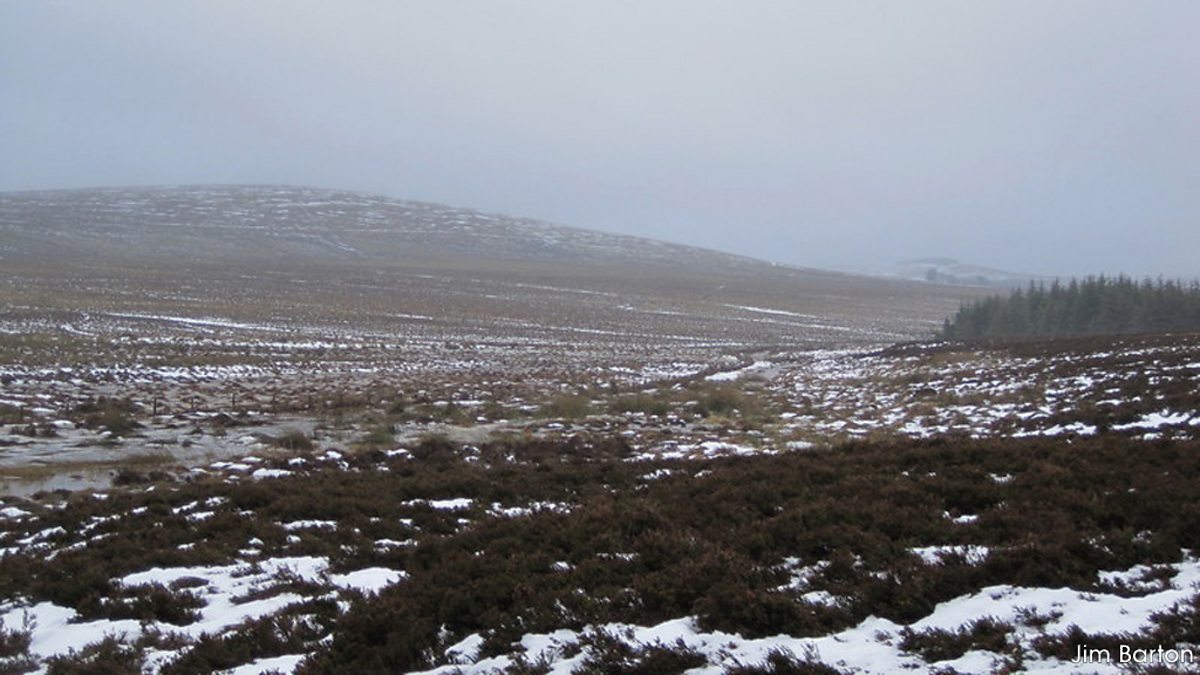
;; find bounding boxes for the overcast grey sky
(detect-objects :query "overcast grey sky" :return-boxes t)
[2,2,1197,277]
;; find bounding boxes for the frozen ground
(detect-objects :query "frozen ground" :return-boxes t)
[414,553,1200,674]
[2,187,1197,673]
[4,538,1197,674]
[2,330,1197,673]
[3,321,1197,496]
[1,433,1198,674]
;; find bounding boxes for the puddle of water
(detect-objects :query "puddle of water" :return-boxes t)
[0,416,321,498]
[0,469,115,498]
[1,414,540,497]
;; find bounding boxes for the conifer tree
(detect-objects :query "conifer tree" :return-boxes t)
[940,276,1200,339]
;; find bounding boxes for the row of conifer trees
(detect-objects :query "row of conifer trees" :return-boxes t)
[940,276,1200,339]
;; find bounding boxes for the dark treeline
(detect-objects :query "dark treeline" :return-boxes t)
[941,276,1200,339]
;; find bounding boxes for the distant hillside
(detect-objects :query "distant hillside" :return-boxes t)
[846,257,1044,288]
[0,185,773,274]
[0,185,985,345]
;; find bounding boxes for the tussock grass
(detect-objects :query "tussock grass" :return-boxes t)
[75,396,140,436]
[608,392,671,417]
[267,429,314,452]
[538,394,592,420]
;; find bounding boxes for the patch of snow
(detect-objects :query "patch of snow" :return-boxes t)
[910,545,991,566]
[328,568,407,594]
[404,498,473,511]
[224,653,307,675]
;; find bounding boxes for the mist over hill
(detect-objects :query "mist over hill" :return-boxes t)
[0,185,982,345]
[1,185,777,272]
[838,257,1046,288]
